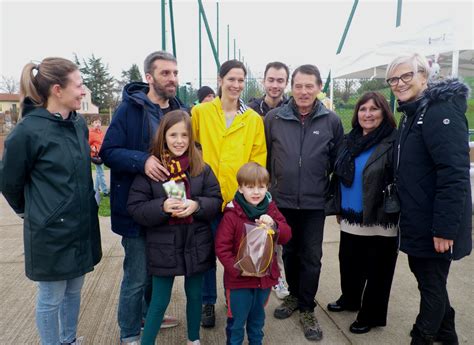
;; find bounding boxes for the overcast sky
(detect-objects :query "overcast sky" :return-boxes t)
[1,0,472,90]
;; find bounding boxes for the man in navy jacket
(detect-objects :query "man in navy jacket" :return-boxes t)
[100,51,184,344]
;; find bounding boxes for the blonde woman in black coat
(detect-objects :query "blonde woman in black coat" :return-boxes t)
[386,53,471,345]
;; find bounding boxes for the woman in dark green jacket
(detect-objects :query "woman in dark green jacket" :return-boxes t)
[1,57,102,345]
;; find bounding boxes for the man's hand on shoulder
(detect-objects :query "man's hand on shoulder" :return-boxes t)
[144,156,169,182]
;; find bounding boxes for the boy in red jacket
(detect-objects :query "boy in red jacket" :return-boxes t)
[215,162,291,345]
[89,115,109,196]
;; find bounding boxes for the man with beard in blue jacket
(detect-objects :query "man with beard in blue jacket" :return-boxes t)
[100,51,183,345]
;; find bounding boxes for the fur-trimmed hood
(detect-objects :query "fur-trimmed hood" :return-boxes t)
[420,78,471,109]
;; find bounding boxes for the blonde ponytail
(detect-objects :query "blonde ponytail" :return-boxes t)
[19,57,78,115]
[20,63,44,109]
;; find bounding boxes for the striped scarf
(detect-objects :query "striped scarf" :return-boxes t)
[166,154,192,225]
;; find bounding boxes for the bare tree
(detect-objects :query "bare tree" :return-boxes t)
[0,75,20,93]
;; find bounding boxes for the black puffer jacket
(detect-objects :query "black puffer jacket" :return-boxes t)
[396,79,472,260]
[127,165,222,277]
[329,129,399,227]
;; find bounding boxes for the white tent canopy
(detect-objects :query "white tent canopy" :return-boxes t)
[332,17,474,79]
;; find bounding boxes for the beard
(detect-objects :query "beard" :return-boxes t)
[151,77,177,100]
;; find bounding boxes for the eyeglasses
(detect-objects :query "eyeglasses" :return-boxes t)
[386,71,416,86]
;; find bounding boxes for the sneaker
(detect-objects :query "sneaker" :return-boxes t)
[299,311,323,341]
[201,304,215,328]
[120,341,140,345]
[141,314,178,330]
[274,295,298,319]
[186,340,201,345]
[161,314,179,329]
[272,277,290,300]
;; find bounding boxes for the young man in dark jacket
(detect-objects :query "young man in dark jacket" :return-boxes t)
[248,61,289,117]
[249,62,291,300]
[100,51,184,344]
[265,64,344,341]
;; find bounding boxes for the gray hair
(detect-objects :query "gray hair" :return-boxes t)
[386,53,430,80]
[144,51,177,75]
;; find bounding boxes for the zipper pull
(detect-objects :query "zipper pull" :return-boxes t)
[299,156,302,167]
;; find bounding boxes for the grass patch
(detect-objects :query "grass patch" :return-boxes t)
[91,164,109,171]
[98,194,111,217]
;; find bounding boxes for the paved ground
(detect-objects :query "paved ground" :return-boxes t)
[0,170,473,344]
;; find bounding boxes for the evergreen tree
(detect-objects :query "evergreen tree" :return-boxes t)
[74,54,115,110]
[116,64,143,91]
[122,64,142,83]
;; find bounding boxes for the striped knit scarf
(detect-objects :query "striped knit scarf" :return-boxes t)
[166,154,192,225]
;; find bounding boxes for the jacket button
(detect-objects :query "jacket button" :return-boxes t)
[60,218,64,222]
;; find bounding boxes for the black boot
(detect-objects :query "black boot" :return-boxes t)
[435,307,459,345]
[201,304,215,328]
[410,326,435,345]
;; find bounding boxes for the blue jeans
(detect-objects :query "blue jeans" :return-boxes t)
[201,215,222,305]
[226,288,271,345]
[94,163,108,194]
[36,275,85,345]
[118,236,148,342]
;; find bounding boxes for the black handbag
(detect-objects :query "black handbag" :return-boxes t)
[325,174,341,216]
[383,183,400,214]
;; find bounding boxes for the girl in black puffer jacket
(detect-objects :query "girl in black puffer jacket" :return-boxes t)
[127,110,222,345]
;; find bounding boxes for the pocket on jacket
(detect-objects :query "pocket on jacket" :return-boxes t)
[147,233,176,268]
[194,227,214,264]
[43,194,75,227]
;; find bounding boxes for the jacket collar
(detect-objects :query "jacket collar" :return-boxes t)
[364,129,397,170]
[123,81,184,115]
[277,98,329,121]
[257,95,288,114]
[397,97,423,117]
[21,97,79,124]
[225,200,247,219]
[212,96,248,115]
